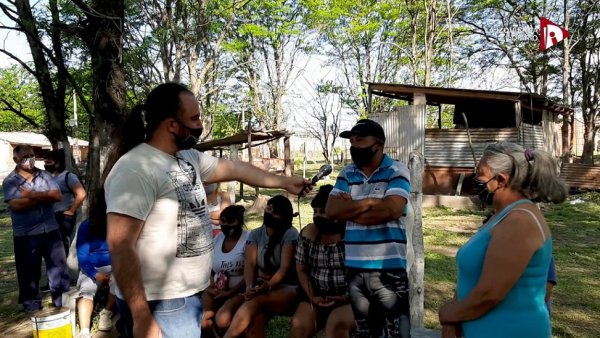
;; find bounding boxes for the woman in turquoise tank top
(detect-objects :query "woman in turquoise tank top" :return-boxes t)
[438,142,568,338]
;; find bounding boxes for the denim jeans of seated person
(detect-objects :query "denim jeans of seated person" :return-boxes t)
[116,293,203,338]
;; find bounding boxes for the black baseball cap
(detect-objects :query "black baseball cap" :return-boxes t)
[339,119,386,142]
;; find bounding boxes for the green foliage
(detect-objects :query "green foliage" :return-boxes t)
[0,66,45,132]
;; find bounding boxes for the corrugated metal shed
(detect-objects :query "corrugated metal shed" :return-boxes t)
[371,105,426,165]
[0,132,89,147]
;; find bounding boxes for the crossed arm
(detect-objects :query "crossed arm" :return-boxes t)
[8,188,62,212]
[325,193,407,226]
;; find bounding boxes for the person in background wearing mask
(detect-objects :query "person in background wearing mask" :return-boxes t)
[202,205,249,337]
[2,145,70,312]
[44,148,87,255]
[204,183,231,236]
[291,184,355,338]
[326,119,411,338]
[438,143,567,338]
[104,83,311,338]
[223,195,299,338]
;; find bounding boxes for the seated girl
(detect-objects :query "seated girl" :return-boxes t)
[291,184,355,338]
[202,205,250,337]
[223,195,299,338]
[75,193,116,338]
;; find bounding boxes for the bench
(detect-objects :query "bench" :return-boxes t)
[560,163,600,190]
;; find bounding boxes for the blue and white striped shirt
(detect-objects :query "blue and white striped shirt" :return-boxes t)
[332,154,410,270]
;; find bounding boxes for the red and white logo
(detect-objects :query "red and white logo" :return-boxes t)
[540,17,569,52]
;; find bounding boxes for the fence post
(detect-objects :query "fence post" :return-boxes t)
[408,151,425,328]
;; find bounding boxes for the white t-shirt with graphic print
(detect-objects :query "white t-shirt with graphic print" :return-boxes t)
[212,230,249,289]
[105,143,218,301]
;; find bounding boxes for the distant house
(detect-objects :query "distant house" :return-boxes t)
[367,83,573,196]
[0,132,88,180]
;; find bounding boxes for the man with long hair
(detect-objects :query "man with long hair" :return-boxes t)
[104,83,311,338]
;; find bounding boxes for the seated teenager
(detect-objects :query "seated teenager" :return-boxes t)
[291,184,355,338]
[75,193,116,338]
[202,205,250,337]
[223,195,299,338]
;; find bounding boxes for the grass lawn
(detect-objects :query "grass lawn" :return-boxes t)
[0,164,598,338]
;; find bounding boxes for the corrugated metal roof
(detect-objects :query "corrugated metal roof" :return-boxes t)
[0,132,89,147]
[367,83,573,115]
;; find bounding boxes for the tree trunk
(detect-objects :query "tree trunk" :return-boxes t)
[84,0,126,201]
[15,0,70,151]
[582,118,596,164]
[560,0,572,162]
[424,0,437,87]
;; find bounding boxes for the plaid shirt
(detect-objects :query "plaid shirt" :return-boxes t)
[295,235,347,296]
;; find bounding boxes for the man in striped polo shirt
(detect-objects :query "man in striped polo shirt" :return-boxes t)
[326,119,410,338]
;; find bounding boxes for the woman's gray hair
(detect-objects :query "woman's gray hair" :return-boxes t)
[480,142,568,203]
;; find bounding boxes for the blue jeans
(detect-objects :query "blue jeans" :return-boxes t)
[348,269,411,338]
[116,293,203,338]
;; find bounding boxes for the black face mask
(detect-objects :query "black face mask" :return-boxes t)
[44,164,56,172]
[263,212,278,229]
[221,225,243,239]
[174,120,203,150]
[473,177,496,205]
[350,143,378,167]
[313,216,344,235]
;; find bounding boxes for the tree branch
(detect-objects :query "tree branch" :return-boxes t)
[0,48,37,78]
[0,98,40,128]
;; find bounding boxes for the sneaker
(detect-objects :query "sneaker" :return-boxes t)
[75,332,92,338]
[98,308,113,331]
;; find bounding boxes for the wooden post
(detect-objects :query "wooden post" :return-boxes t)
[228,145,238,204]
[515,101,522,143]
[413,92,426,106]
[303,142,307,178]
[284,135,293,177]
[437,105,442,129]
[408,151,425,329]
[247,118,259,198]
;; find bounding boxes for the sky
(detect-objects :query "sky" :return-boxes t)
[0,8,531,135]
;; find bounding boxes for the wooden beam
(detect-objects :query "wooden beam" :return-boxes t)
[369,83,522,102]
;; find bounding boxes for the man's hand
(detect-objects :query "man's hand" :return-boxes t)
[95,272,111,285]
[285,176,314,196]
[19,186,32,198]
[63,210,75,216]
[133,313,162,338]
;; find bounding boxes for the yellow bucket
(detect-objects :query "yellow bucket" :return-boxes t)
[31,307,72,338]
